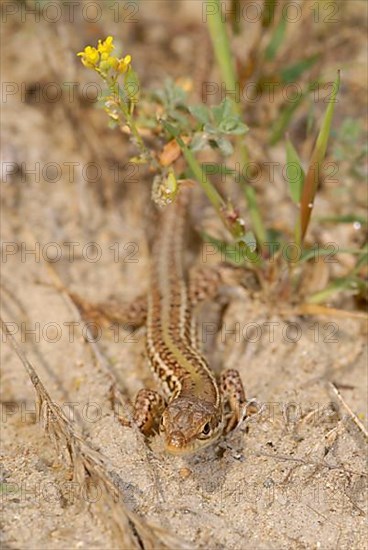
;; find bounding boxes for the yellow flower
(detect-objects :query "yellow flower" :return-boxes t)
[97,36,115,55]
[116,55,132,74]
[77,37,132,76]
[99,55,119,73]
[77,45,99,68]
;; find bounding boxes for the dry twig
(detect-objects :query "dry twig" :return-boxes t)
[328,382,368,440]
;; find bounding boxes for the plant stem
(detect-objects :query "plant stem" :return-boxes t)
[206,0,249,166]
[180,142,225,212]
[205,0,272,250]
[206,0,238,104]
[173,133,244,239]
[125,110,158,167]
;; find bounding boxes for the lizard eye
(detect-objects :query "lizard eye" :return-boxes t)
[201,422,211,436]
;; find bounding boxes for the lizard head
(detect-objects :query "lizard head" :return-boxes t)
[159,397,223,455]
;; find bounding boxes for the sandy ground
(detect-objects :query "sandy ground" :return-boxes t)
[1,1,367,549]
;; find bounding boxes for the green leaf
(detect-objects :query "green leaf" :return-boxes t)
[190,133,209,152]
[203,123,218,135]
[189,104,210,125]
[152,78,187,110]
[164,78,187,106]
[285,138,305,203]
[213,136,234,156]
[211,103,225,126]
[218,117,249,135]
[211,97,233,125]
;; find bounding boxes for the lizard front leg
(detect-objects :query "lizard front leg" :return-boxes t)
[133,388,165,435]
[220,368,247,433]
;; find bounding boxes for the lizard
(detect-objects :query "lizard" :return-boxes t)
[132,186,247,455]
[57,186,248,455]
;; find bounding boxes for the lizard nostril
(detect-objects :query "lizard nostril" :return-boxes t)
[167,431,185,448]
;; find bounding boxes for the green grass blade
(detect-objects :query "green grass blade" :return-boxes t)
[351,251,368,275]
[206,0,238,110]
[264,12,287,61]
[300,247,367,263]
[205,0,250,167]
[318,214,367,226]
[280,55,319,84]
[285,137,305,203]
[308,276,367,304]
[298,71,341,245]
[269,90,307,145]
[244,185,267,246]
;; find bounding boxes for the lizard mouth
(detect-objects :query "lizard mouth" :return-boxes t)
[165,441,201,456]
[164,430,193,455]
[164,430,221,456]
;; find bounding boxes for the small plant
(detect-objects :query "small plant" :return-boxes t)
[77,4,367,308]
[77,36,248,240]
